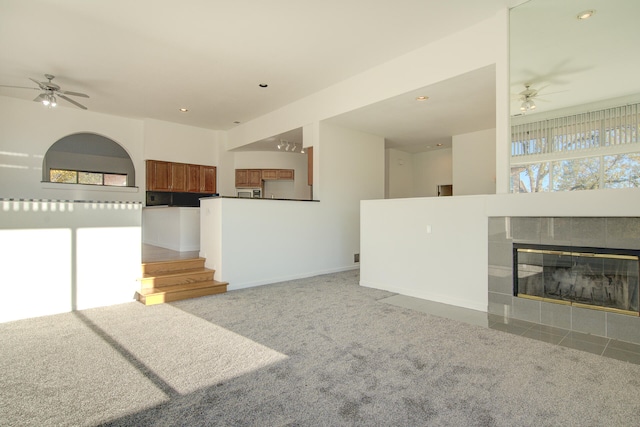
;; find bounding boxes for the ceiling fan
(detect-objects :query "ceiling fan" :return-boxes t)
[515,83,566,113]
[518,84,540,112]
[0,74,89,110]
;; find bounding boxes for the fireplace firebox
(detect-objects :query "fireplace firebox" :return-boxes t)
[513,244,640,316]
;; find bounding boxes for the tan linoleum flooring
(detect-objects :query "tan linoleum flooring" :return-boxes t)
[142,244,200,263]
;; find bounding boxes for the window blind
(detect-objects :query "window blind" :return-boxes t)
[512,103,639,158]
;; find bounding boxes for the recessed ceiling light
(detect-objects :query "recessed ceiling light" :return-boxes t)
[416,96,429,101]
[233,121,241,124]
[259,83,268,88]
[179,108,188,112]
[436,143,443,147]
[577,10,596,20]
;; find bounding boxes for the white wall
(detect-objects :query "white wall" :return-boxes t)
[234,151,310,200]
[413,148,453,197]
[385,148,414,199]
[361,188,640,312]
[453,128,496,195]
[361,196,489,311]
[0,96,144,202]
[143,118,219,166]
[0,200,141,323]
[201,122,384,290]
[318,123,384,262]
[142,206,200,251]
[0,96,231,322]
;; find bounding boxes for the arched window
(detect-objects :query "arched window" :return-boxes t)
[43,132,136,187]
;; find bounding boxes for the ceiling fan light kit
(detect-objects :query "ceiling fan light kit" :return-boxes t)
[0,74,89,110]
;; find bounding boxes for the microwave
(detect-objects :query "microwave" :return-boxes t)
[237,188,262,198]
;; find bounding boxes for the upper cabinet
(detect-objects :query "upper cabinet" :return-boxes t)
[146,160,216,194]
[248,170,262,187]
[146,160,171,191]
[186,164,200,193]
[236,169,294,187]
[170,162,187,192]
[200,165,216,193]
[277,169,294,180]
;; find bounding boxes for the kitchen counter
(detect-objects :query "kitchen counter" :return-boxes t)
[202,196,320,202]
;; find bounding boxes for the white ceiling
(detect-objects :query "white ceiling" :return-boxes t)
[509,0,640,117]
[0,0,516,153]
[326,65,496,154]
[4,1,633,155]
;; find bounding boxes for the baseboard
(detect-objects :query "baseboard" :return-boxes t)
[360,279,487,312]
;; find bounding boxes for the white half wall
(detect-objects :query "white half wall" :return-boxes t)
[360,187,640,312]
[201,198,335,289]
[0,200,141,323]
[361,195,489,311]
[201,122,384,290]
[452,128,496,196]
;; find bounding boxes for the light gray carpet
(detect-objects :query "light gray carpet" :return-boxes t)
[2,270,640,426]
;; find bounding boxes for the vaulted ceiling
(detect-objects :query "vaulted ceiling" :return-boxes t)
[1,0,517,153]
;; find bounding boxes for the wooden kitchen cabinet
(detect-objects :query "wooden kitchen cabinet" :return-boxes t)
[147,160,216,194]
[277,169,294,180]
[200,165,217,193]
[307,147,313,186]
[186,164,201,193]
[262,169,278,180]
[171,162,187,192]
[146,160,172,191]
[259,169,294,181]
[236,169,262,187]
[235,169,248,187]
[248,170,262,187]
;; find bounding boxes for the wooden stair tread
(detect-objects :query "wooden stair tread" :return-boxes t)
[136,281,228,305]
[141,257,205,266]
[137,254,227,305]
[141,267,215,279]
[141,258,206,274]
[139,280,228,295]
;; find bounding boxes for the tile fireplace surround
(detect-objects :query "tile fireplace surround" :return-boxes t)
[488,216,640,345]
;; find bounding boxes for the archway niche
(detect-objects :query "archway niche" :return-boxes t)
[43,132,136,187]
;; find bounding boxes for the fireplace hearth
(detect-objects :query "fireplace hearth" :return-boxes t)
[514,243,640,316]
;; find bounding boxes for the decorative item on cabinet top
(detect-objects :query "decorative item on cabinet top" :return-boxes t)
[146,160,216,194]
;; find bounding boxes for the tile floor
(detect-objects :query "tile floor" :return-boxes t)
[381,294,640,365]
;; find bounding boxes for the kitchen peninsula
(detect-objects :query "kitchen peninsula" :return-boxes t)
[199,196,328,291]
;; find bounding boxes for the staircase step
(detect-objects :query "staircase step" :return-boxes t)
[141,258,206,275]
[139,268,215,289]
[136,280,228,305]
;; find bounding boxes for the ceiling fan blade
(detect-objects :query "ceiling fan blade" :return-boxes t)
[61,90,89,98]
[0,84,40,91]
[537,89,568,97]
[29,78,47,90]
[58,94,88,110]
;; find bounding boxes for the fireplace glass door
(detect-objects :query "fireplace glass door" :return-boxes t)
[514,244,640,315]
